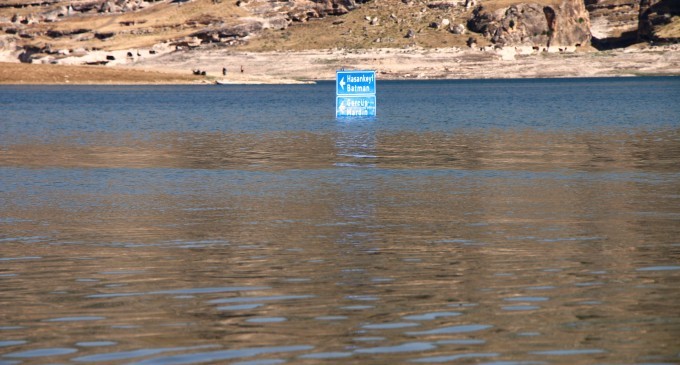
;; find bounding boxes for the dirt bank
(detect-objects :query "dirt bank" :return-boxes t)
[0,62,202,84]
[1,45,679,84]
[136,45,679,81]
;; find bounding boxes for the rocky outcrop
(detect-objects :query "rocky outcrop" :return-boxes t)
[638,0,680,43]
[190,16,291,45]
[191,20,263,44]
[314,0,367,15]
[427,1,462,10]
[0,35,19,52]
[46,28,90,38]
[468,0,591,48]
[202,0,372,44]
[585,0,639,48]
[18,45,44,62]
[239,0,367,22]
[41,5,70,22]
[99,0,156,13]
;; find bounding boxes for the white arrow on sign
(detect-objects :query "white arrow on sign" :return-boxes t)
[339,77,346,91]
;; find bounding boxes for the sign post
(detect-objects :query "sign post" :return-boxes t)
[336,70,376,117]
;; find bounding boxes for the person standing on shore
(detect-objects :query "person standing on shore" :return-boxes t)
[222,67,227,76]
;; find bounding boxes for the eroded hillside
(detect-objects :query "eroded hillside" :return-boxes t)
[0,0,678,65]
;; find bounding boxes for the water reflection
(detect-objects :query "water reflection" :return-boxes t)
[2,128,679,171]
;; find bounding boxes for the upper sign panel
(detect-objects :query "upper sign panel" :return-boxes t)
[336,70,376,96]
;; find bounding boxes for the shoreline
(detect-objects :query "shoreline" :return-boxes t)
[4,72,678,86]
[1,45,679,85]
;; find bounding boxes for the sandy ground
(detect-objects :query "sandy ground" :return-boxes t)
[1,44,679,84]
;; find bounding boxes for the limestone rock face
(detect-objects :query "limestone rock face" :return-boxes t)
[191,15,293,44]
[185,0,370,47]
[0,35,19,52]
[638,0,680,43]
[468,0,591,48]
[191,19,263,44]
[99,0,149,13]
[241,0,363,22]
[585,0,640,47]
[189,0,370,45]
[42,6,69,22]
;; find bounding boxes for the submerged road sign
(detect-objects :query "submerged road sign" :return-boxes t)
[336,70,376,117]
[336,95,376,117]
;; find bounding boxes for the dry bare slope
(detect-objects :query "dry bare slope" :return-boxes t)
[1,0,678,83]
[1,0,250,51]
[2,0,678,55]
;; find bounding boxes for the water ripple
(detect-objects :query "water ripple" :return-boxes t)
[436,339,486,345]
[407,324,493,336]
[503,297,549,302]
[246,317,287,323]
[73,346,216,362]
[501,306,540,311]
[44,316,105,322]
[530,349,606,356]
[89,286,271,299]
[410,352,500,363]
[5,347,78,358]
[126,345,314,365]
[208,295,315,304]
[479,361,548,365]
[0,341,27,348]
[299,352,353,359]
[232,360,286,365]
[217,304,264,311]
[403,312,462,321]
[76,341,117,347]
[355,342,437,354]
[362,322,420,330]
[636,266,680,272]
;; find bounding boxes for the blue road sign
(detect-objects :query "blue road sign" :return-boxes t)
[336,70,376,96]
[336,70,376,117]
[336,95,376,117]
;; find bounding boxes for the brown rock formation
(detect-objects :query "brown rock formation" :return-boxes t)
[468,0,591,48]
[638,0,680,43]
[585,0,640,48]
[239,0,365,22]
[191,19,268,45]
[99,0,155,13]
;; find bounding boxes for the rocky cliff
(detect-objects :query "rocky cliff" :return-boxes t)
[585,0,640,48]
[465,0,678,49]
[239,0,367,20]
[638,0,680,42]
[468,0,591,48]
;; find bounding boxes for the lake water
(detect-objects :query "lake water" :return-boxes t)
[1,77,679,365]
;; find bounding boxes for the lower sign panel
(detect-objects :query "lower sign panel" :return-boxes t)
[336,96,376,117]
